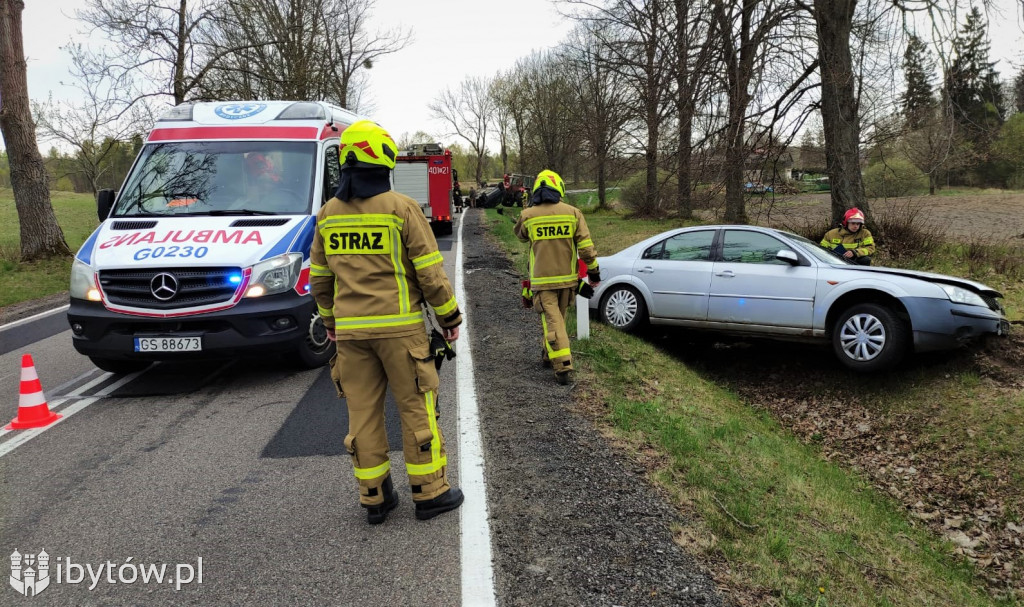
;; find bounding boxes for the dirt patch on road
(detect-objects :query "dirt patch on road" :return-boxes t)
[736,192,1024,242]
[0,291,69,325]
[463,210,723,606]
[646,328,1024,600]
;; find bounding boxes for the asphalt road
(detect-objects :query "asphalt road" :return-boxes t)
[0,220,470,605]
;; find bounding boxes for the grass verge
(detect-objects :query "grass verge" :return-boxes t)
[482,208,1012,606]
[0,189,98,309]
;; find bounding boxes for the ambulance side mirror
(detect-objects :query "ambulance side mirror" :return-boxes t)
[97,189,116,221]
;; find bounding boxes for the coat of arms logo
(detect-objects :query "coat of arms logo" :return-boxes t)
[10,550,51,597]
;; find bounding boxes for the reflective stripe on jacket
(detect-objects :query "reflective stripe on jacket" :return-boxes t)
[310,192,461,340]
[821,227,876,258]
[513,200,598,291]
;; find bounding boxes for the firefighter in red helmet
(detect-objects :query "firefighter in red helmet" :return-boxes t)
[821,207,875,265]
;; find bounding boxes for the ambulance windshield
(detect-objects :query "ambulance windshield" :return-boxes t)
[113,141,317,216]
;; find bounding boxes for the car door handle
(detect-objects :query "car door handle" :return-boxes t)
[715,270,735,277]
[637,266,654,274]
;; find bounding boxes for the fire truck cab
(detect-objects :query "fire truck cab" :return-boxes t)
[67,100,364,374]
[392,143,455,236]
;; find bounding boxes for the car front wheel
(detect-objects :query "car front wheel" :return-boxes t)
[600,285,647,332]
[831,303,909,372]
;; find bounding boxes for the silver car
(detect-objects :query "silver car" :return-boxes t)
[589,225,1010,372]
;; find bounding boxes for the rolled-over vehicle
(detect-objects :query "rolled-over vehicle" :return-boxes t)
[589,225,1010,372]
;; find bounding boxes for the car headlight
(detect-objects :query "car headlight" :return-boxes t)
[70,258,102,301]
[246,253,302,297]
[939,284,987,307]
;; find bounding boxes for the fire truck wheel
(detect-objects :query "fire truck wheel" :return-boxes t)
[293,313,334,368]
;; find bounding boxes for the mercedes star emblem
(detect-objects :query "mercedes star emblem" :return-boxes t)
[150,272,179,301]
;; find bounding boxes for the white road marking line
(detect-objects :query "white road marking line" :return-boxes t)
[456,211,497,606]
[0,304,70,331]
[0,370,141,458]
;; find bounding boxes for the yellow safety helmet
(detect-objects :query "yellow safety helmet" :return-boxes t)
[339,120,397,170]
[532,169,565,198]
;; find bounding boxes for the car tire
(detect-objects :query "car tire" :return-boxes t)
[599,285,647,332]
[293,313,334,368]
[88,357,152,375]
[831,303,909,372]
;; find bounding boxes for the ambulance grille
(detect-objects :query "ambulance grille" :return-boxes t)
[229,218,290,227]
[99,267,241,310]
[112,220,158,230]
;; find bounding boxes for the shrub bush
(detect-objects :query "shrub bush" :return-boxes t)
[621,170,677,217]
[872,200,943,261]
[863,158,929,198]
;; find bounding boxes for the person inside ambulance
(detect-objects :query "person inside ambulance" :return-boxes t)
[514,169,600,385]
[820,207,876,265]
[310,120,465,524]
[238,152,304,213]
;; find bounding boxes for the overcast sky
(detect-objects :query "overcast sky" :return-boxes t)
[13,0,1024,151]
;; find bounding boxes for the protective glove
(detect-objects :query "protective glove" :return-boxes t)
[577,279,595,299]
[521,280,534,308]
[587,268,601,283]
[430,328,457,370]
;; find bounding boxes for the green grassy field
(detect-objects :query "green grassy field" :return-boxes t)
[0,189,98,309]
[485,206,1019,606]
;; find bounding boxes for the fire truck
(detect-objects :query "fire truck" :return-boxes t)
[393,143,455,236]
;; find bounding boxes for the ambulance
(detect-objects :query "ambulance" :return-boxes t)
[67,101,362,373]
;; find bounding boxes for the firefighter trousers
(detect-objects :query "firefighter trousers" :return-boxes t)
[336,331,450,505]
[535,288,574,374]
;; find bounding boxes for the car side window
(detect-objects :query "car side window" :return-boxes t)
[721,230,789,265]
[662,231,715,261]
[642,241,665,259]
[323,145,341,202]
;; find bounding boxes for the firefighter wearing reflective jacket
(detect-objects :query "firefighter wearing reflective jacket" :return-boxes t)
[514,169,600,385]
[310,120,464,524]
[821,207,875,265]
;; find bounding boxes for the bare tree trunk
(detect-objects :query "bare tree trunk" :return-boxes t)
[678,111,694,218]
[723,94,749,223]
[597,150,608,209]
[174,0,187,104]
[813,0,869,225]
[0,0,71,261]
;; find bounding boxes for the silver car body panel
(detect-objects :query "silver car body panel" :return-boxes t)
[589,225,1007,349]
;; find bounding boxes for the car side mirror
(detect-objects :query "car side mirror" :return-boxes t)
[776,249,800,265]
[97,189,116,221]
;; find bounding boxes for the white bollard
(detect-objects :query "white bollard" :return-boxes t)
[575,295,590,340]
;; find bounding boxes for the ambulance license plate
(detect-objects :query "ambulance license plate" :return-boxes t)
[133,336,203,352]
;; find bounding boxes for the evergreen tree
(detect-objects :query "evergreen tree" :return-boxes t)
[902,35,936,129]
[1014,67,1024,114]
[944,7,1004,140]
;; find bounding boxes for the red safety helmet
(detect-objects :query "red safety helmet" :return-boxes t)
[843,207,865,227]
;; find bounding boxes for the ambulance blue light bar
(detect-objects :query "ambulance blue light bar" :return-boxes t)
[228,273,243,285]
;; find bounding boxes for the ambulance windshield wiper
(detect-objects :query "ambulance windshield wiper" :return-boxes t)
[203,209,278,216]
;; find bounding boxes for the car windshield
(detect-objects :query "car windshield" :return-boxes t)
[113,141,317,217]
[784,232,852,265]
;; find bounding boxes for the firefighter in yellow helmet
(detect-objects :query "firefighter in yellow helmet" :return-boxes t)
[310,120,464,524]
[514,170,600,384]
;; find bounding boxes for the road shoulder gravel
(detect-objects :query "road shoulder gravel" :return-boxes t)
[463,209,722,606]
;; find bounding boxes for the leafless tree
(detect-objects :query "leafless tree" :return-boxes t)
[489,76,516,177]
[35,46,152,195]
[204,0,409,109]
[563,0,675,212]
[430,76,494,185]
[76,0,229,105]
[561,25,632,209]
[901,100,973,195]
[711,0,805,223]
[0,0,71,260]
[517,51,580,175]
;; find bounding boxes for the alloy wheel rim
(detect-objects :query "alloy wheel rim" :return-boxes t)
[839,313,886,361]
[605,290,638,327]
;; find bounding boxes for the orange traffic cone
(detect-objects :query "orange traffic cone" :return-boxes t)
[6,354,61,430]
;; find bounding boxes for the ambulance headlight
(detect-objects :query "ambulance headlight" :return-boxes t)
[246,253,302,297]
[70,259,101,301]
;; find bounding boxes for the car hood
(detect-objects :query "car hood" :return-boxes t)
[832,265,1002,298]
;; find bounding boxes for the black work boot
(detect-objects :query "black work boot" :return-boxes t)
[365,476,399,525]
[415,487,465,521]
